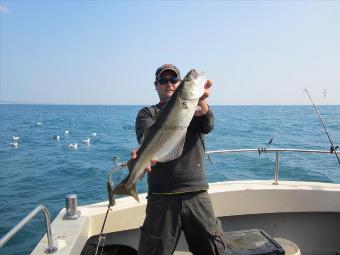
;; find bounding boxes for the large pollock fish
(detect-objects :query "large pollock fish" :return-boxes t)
[112,69,207,201]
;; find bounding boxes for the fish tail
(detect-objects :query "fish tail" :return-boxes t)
[112,179,140,202]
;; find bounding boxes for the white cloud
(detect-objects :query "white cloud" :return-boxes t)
[0,5,9,13]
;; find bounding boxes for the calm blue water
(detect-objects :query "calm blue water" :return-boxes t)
[1,105,340,254]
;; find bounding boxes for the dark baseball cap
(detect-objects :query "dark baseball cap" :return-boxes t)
[155,64,181,79]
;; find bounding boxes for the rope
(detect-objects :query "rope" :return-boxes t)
[94,204,111,255]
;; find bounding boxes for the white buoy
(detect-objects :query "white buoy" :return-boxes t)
[37,122,42,126]
[91,132,97,137]
[65,130,69,134]
[12,136,19,141]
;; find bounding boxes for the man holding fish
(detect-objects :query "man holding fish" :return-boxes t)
[129,64,226,255]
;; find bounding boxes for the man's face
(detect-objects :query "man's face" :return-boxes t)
[155,70,180,103]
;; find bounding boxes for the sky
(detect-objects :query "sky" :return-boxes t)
[0,0,339,105]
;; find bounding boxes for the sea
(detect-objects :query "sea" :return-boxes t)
[1,104,340,255]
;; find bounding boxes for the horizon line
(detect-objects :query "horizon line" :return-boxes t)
[1,103,340,106]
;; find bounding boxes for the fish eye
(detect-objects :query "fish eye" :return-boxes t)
[185,77,191,82]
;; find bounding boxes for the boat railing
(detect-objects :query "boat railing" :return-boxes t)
[0,205,57,254]
[205,148,338,185]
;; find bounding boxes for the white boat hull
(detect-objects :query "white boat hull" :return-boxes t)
[31,180,340,255]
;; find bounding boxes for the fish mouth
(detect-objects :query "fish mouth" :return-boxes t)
[188,69,202,80]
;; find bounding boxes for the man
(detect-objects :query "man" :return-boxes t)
[132,64,225,255]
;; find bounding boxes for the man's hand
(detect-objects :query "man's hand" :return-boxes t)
[195,80,212,116]
[130,149,157,172]
[199,79,212,102]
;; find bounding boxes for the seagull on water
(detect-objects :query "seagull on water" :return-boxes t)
[83,138,90,144]
[68,143,78,150]
[10,141,19,147]
[53,135,60,141]
[12,136,19,141]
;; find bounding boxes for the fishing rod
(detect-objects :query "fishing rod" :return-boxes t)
[304,89,340,165]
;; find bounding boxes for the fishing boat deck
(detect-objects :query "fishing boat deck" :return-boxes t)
[31,180,340,255]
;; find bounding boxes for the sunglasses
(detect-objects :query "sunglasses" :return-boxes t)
[157,77,180,85]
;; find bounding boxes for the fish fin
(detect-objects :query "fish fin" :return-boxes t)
[112,179,140,202]
[157,131,187,162]
[129,184,140,202]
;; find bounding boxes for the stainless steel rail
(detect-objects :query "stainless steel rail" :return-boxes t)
[0,205,57,254]
[205,148,338,185]
[205,148,333,154]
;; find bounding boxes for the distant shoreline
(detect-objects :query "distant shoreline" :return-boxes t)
[1,103,339,106]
